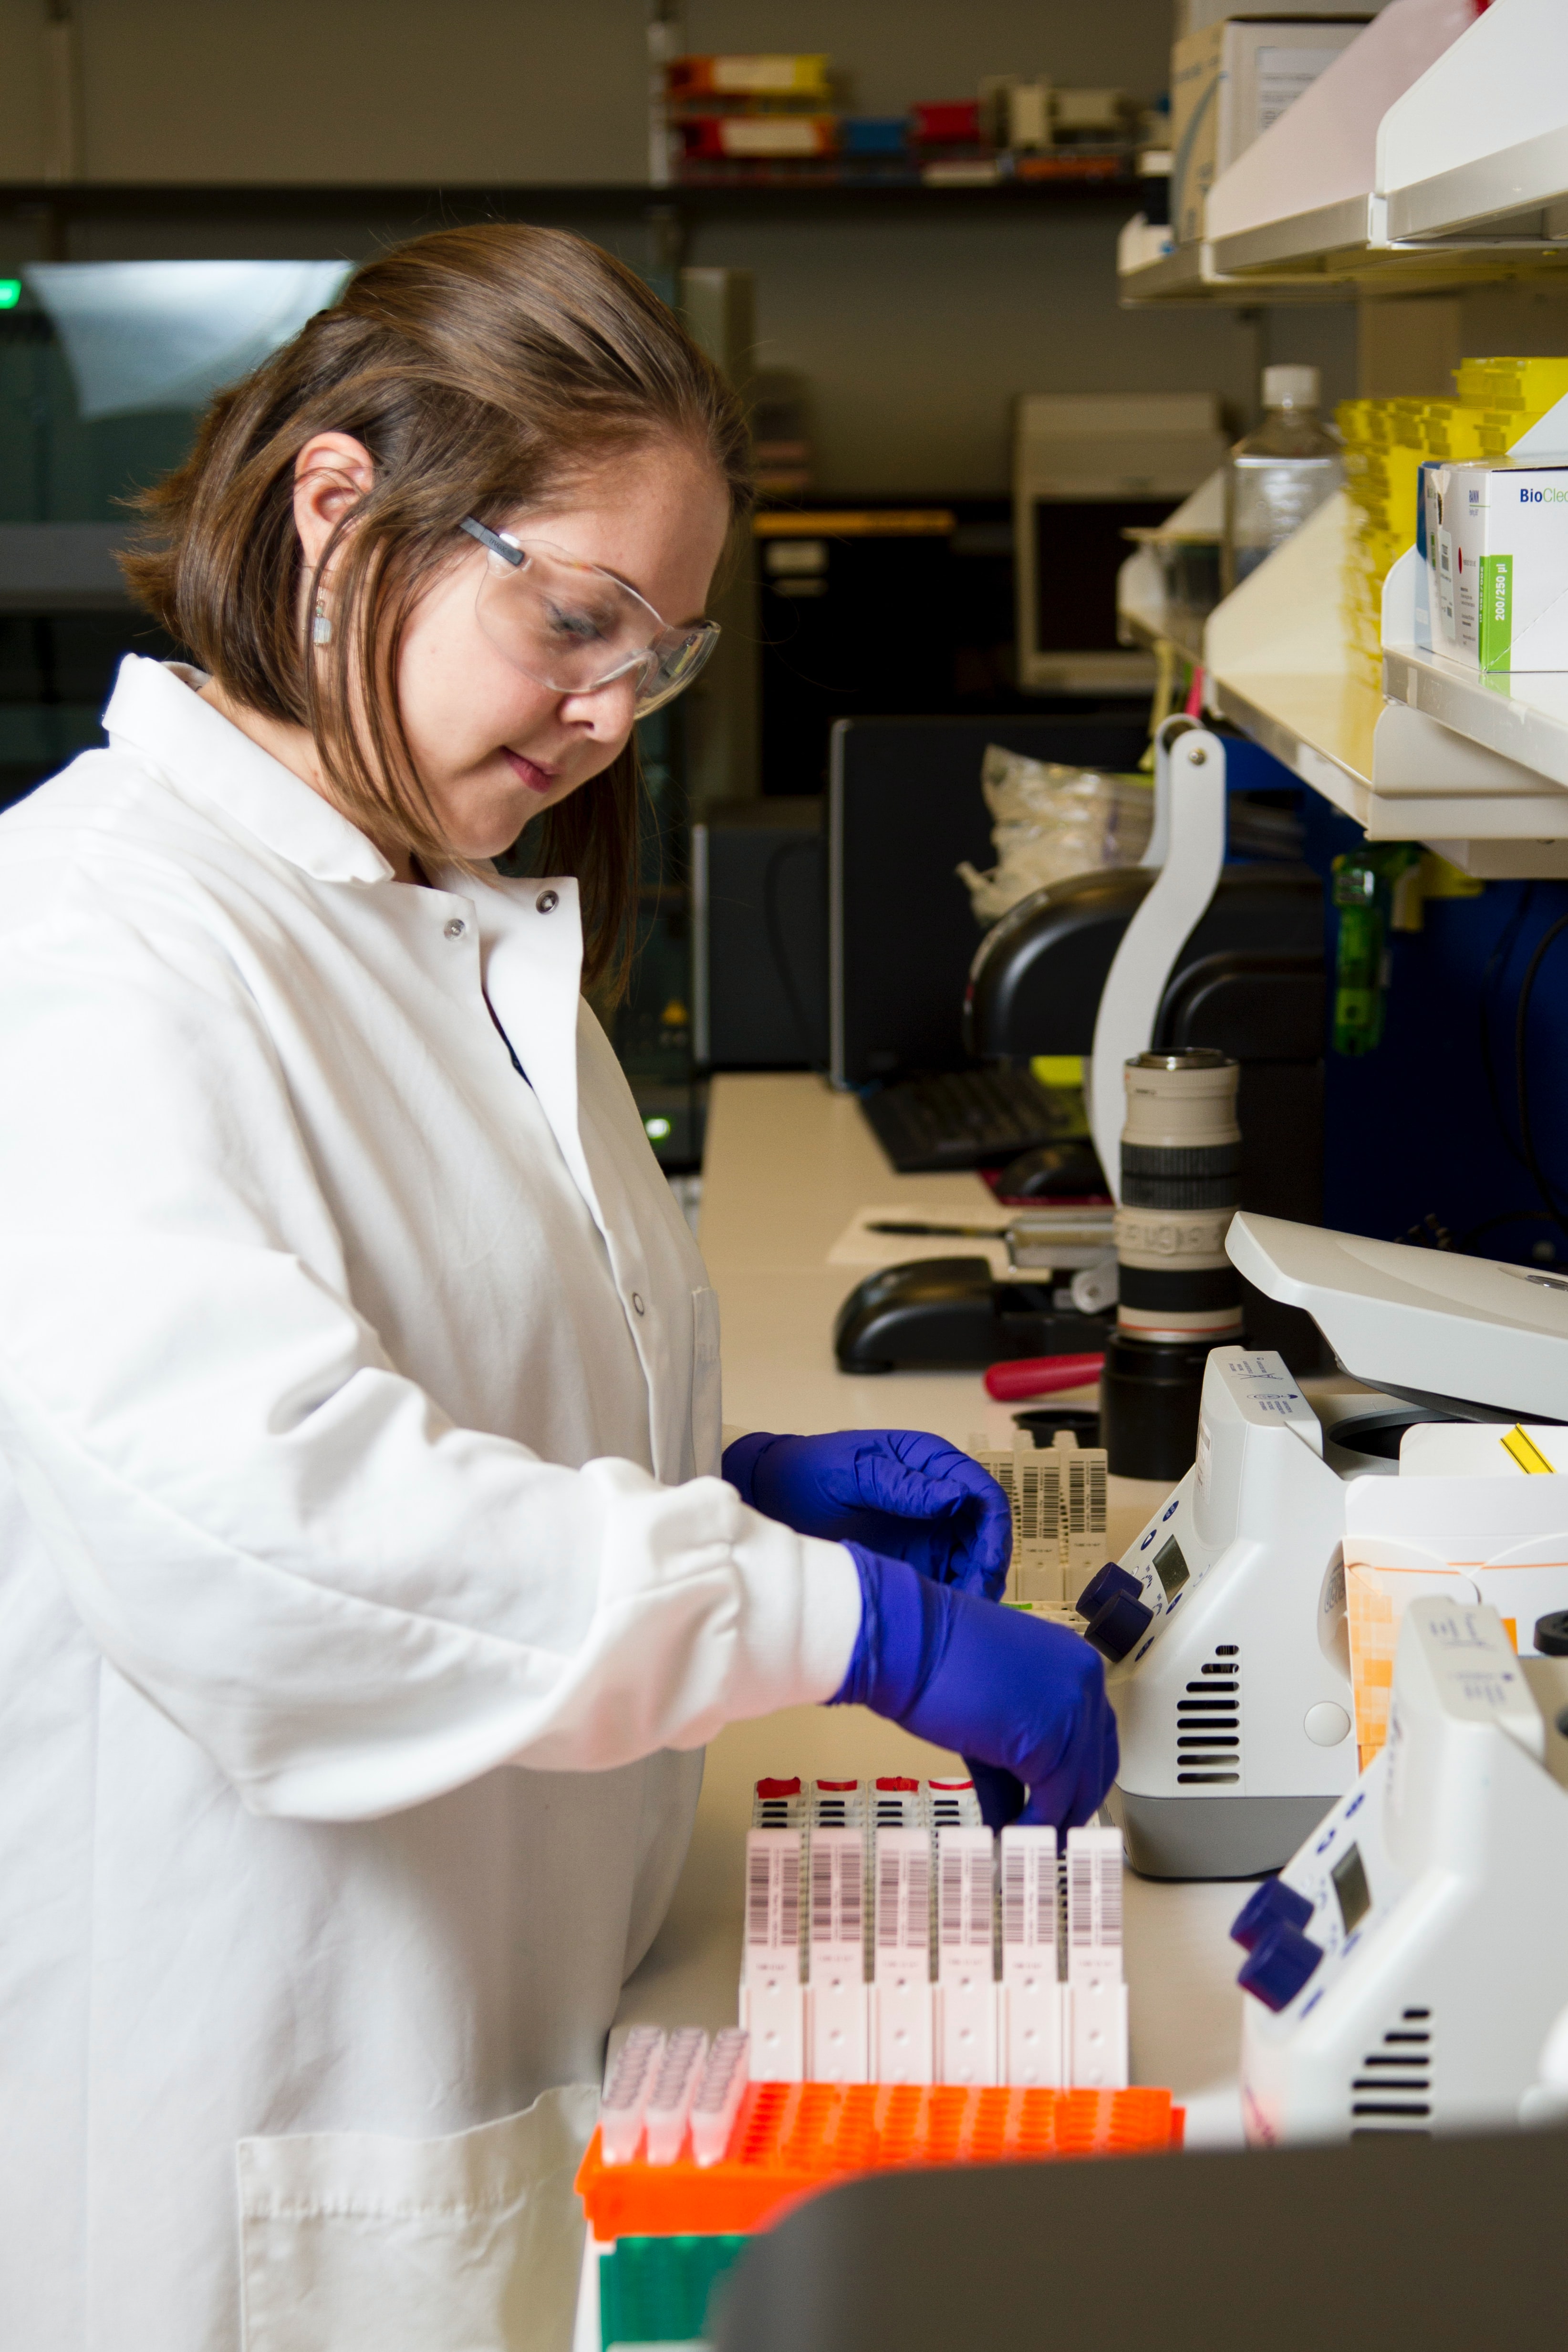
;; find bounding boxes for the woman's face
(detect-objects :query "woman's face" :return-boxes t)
[392,439,730,859]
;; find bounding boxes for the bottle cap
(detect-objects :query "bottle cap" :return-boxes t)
[1230,1876,1314,1952]
[1076,1561,1142,1619]
[1262,363,1319,410]
[1237,1920,1324,2012]
[1083,1587,1155,1664]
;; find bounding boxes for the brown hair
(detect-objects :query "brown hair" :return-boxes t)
[122,224,753,995]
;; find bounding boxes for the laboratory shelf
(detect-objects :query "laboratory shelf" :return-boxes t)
[1388,123,1568,245]
[1207,201,1565,292]
[1115,239,1308,306]
[1381,0,1568,247]
[1112,221,1520,305]
[1152,1,1568,302]
[1203,495,1568,871]
[1205,493,1380,814]
[1381,645,1568,797]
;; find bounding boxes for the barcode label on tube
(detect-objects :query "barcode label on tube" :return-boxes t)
[746,1830,802,1955]
[936,1828,994,1975]
[874,1829,931,1972]
[1066,1825,1123,1985]
[1000,1826,1059,1982]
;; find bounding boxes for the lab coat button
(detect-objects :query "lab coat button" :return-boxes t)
[444,917,467,939]
[632,1292,645,1316]
[536,889,559,914]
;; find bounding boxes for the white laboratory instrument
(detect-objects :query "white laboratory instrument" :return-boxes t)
[1237,1597,1568,2144]
[1084,1212,1568,1879]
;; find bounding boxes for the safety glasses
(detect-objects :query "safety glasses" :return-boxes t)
[458,518,720,716]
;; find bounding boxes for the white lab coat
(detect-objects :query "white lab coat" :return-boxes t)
[0,656,860,2352]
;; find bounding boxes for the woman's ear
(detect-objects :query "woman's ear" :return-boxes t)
[293,432,376,578]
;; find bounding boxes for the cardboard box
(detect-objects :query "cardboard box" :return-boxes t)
[1170,16,1368,245]
[1426,462,1568,674]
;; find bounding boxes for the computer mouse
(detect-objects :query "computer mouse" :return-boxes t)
[994,1140,1108,1201]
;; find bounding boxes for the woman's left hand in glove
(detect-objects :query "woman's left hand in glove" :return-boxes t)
[722,1428,1012,1601]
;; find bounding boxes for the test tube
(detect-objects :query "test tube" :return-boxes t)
[600,2025,665,2164]
[1000,1825,1064,2088]
[926,1778,982,1832]
[1066,1824,1128,2089]
[689,2028,750,2167]
[644,2027,708,2164]
[807,1789,870,2083]
[936,1825,998,2085]
[740,1826,805,2080]
[872,1826,934,2083]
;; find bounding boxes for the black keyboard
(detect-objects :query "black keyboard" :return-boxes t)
[861,1067,1078,1173]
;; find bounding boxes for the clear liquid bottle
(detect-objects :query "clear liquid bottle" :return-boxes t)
[1222,364,1344,594]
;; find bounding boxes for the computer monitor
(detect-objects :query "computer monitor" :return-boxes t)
[828,713,1150,1089]
[1013,393,1229,694]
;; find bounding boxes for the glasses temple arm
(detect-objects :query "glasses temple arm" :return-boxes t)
[458,516,524,567]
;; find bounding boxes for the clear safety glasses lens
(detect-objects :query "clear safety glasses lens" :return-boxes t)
[461,520,719,715]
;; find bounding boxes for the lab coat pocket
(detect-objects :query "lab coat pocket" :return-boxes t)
[690,1285,723,1479]
[237,2081,597,2352]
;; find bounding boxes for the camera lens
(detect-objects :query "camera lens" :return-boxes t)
[1101,1051,1241,1481]
[1114,1050,1242,1343]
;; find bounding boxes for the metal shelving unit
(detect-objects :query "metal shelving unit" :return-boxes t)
[1121,0,1568,306]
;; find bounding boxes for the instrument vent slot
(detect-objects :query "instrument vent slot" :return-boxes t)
[1350,2010,1433,2134]
[1176,1647,1240,1784]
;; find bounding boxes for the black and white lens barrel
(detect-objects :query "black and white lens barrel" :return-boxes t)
[1114,1049,1242,1342]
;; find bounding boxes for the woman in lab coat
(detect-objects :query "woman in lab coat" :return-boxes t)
[0,227,1114,2352]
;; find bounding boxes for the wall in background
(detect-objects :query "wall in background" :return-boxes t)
[0,0,1175,183]
[0,0,1361,494]
[685,204,1356,493]
[0,0,648,184]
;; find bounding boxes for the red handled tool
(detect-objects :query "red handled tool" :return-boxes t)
[984,1352,1105,1402]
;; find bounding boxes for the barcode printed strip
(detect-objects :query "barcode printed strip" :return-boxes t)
[810,1844,835,1939]
[1002,1845,1026,1947]
[778,1849,800,1947]
[876,1847,902,1948]
[747,1848,773,1946]
[1069,1850,1094,1946]
[939,1846,964,1946]
[1096,1848,1123,1947]
[747,1834,802,1952]
[906,1852,928,1951]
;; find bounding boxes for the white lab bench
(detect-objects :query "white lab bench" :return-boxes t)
[613,1073,1247,2144]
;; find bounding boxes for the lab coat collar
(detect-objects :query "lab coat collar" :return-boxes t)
[103,654,395,886]
[480,878,607,1238]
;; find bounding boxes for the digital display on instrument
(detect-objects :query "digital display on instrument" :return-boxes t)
[1153,1536,1190,1597]
[1331,1843,1371,1934]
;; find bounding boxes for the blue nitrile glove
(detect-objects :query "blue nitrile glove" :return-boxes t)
[830,1544,1118,1831]
[723,1429,1012,1600]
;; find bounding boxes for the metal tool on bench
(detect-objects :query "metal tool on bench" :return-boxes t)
[1087,1210,1568,1883]
[833,1205,1117,1374]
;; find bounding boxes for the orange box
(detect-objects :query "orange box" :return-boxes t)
[577,2078,1183,2240]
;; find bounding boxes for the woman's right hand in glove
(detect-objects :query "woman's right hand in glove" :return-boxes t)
[828,1543,1118,1831]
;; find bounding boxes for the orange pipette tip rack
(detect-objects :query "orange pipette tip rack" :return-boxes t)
[576,2078,1184,2240]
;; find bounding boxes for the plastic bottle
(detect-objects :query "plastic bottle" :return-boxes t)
[1222,364,1345,593]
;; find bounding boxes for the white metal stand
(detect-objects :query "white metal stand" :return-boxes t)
[1088,718,1227,1202]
